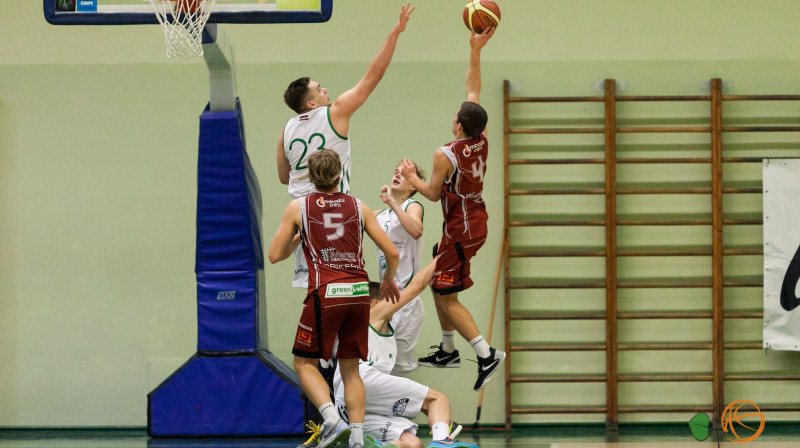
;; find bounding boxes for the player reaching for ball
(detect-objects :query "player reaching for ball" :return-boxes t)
[399,27,504,392]
[278,3,414,291]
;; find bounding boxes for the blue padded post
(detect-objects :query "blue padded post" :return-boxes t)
[195,100,263,273]
[148,100,307,436]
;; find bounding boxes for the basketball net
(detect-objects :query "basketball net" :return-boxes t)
[148,0,217,58]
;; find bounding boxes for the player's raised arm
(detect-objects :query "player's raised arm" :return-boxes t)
[268,200,302,264]
[465,27,495,106]
[362,202,400,302]
[328,3,414,136]
[400,154,451,203]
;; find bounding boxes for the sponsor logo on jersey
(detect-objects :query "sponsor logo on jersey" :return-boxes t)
[321,247,357,263]
[316,197,346,208]
[392,398,410,415]
[463,139,485,157]
[327,282,370,298]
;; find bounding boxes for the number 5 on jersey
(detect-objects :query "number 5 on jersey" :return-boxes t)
[323,213,344,240]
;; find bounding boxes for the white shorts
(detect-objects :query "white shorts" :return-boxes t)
[364,413,419,444]
[292,244,308,288]
[389,296,424,376]
[334,365,428,441]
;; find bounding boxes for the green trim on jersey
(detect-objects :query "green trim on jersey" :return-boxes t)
[369,322,395,338]
[327,107,348,140]
[402,272,414,289]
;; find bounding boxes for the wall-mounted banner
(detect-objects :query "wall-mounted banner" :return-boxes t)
[763,158,800,351]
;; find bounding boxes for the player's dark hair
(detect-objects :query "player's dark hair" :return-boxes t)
[284,77,312,114]
[457,101,488,138]
[308,150,341,192]
[368,282,381,300]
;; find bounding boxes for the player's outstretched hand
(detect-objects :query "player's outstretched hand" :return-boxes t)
[399,158,418,182]
[380,279,400,304]
[395,3,415,34]
[470,26,496,51]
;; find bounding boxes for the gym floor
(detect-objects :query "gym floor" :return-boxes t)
[2,425,800,448]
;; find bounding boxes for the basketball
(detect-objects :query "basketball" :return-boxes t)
[463,0,501,33]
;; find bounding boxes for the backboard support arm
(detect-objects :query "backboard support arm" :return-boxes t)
[202,24,237,112]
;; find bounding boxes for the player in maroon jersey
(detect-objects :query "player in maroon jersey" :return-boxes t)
[269,150,400,448]
[399,27,505,392]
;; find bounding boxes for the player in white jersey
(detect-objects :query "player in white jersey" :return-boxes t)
[375,162,426,376]
[278,3,414,289]
[331,260,478,448]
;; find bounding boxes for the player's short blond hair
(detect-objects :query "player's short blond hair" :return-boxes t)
[308,150,341,192]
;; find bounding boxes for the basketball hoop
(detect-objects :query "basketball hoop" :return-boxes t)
[148,0,217,58]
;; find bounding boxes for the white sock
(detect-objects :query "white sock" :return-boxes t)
[441,331,456,353]
[319,402,339,427]
[469,335,491,358]
[349,423,363,446]
[431,422,450,441]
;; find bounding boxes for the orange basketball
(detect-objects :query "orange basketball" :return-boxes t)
[463,0,501,33]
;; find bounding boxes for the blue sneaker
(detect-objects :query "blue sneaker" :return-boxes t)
[427,438,479,448]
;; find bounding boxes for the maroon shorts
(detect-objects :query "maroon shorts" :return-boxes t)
[292,284,370,361]
[431,236,486,295]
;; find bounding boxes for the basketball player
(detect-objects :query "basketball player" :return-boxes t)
[399,27,505,392]
[269,150,400,448]
[375,161,426,376]
[278,3,414,289]
[331,259,479,448]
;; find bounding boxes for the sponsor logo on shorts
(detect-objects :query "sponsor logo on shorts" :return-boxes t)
[392,398,410,416]
[296,329,312,345]
[379,421,392,442]
[327,282,369,298]
[216,290,236,301]
[435,272,455,284]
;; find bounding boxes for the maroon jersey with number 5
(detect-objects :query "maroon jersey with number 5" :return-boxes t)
[298,192,368,292]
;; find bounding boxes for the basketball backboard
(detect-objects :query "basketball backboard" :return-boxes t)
[44,0,332,25]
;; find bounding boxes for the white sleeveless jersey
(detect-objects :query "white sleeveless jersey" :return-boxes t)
[283,106,351,198]
[361,323,398,375]
[375,199,424,290]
